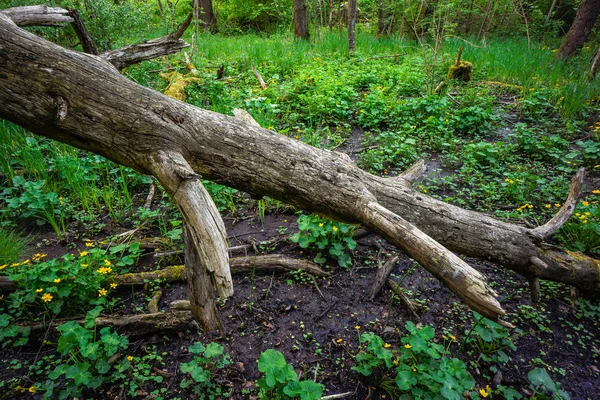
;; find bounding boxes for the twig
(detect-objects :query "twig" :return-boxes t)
[312,277,326,300]
[143,180,155,209]
[321,392,354,399]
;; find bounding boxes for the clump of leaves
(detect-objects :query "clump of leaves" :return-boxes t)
[180,341,232,398]
[257,349,323,400]
[290,214,357,269]
[38,321,130,399]
[1,242,140,319]
[352,323,474,399]
[556,196,600,256]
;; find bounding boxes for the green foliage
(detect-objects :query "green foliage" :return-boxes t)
[290,214,357,269]
[257,349,323,400]
[527,368,570,400]
[0,176,71,239]
[0,229,29,265]
[38,321,130,400]
[1,242,140,320]
[0,313,30,348]
[180,342,232,398]
[557,196,600,255]
[463,312,517,367]
[352,324,474,399]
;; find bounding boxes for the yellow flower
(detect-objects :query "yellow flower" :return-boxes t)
[81,263,89,267]
[593,190,600,195]
[582,201,589,206]
[36,288,43,293]
[450,335,456,341]
[0,264,6,270]
[336,338,343,343]
[79,251,89,257]
[332,226,339,232]
[53,278,61,283]
[384,343,392,348]
[110,283,117,289]
[554,203,561,207]
[354,325,361,330]
[28,386,37,393]
[42,293,53,302]
[98,288,108,297]
[411,366,416,372]
[393,358,399,366]
[404,344,412,349]
[22,259,30,265]
[11,263,20,267]
[318,223,324,227]
[127,355,134,361]
[479,388,489,398]
[85,242,94,247]
[104,259,111,266]
[545,204,551,209]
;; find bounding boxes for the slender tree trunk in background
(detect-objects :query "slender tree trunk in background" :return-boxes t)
[347,0,357,53]
[294,0,310,39]
[377,0,385,35]
[463,0,474,36]
[197,0,217,33]
[545,0,559,24]
[477,0,494,41]
[557,0,600,60]
[590,46,600,78]
[328,0,334,30]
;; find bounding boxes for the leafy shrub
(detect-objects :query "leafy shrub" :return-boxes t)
[360,130,420,173]
[290,214,357,269]
[38,322,130,400]
[557,196,600,255]
[180,342,232,397]
[1,242,140,318]
[257,349,323,400]
[352,323,475,399]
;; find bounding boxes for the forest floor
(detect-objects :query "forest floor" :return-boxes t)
[1,27,600,400]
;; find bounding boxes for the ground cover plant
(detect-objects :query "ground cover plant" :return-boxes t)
[1,0,600,398]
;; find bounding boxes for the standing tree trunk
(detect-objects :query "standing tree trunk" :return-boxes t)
[557,0,600,60]
[347,0,357,53]
[294,0,310,39]
[197,0,217,33]
[377,0,385,35]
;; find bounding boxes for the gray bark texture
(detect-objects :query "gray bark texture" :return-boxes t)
[1,8,599,328]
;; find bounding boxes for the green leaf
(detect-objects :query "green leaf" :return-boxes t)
[283,380,324,400]
[204,342,224,358]
[189,342,206,354]
[258,349,297,387]
[528,368,557,392]
[395,370,417,391]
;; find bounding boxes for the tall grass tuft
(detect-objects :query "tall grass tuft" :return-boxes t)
[0,229,29,265]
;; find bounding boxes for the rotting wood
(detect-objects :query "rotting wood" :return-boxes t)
[369,255,399,300]
[0,255,329,293]
[252,66,267,90]
[1,10,599,328]
[147,290,163,313]
[22,311,196,341]
[387,278,421,320]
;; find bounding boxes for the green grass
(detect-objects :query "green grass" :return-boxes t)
[0,229,29,265]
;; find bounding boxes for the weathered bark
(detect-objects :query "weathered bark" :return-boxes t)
[294,0,310,39]
[67,8,98,55]
[347,0,357,53]
[369,255,399,300]
[0,256,329,293]
[22,311,196,341]
[101,13,193,69]
[557,0,600,60]
[1,10,599,325]
[1,5,73,27]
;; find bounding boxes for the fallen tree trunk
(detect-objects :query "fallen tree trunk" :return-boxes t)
[0,10,598,326]
[0,255,329,292]
[22,311,197,341]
